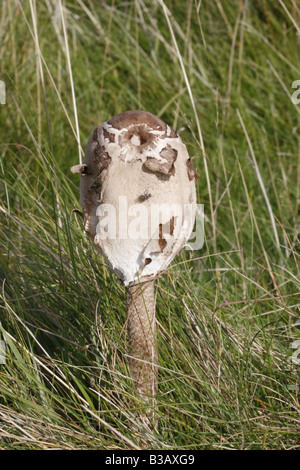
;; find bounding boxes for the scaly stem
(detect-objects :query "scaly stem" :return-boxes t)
[126,280,157,423]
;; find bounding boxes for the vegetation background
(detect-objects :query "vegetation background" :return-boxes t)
[0,0,299,450]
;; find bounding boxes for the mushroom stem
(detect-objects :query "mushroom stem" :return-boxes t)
[126,280,157,418]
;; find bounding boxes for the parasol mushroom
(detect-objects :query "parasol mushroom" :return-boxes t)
[71,110,197,426]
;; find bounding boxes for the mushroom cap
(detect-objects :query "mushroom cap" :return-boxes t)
[79,110,197,286]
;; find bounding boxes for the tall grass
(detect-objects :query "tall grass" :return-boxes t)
[0,0,299,449]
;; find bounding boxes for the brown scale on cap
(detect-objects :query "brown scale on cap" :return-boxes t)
[102,110,178,155]
[92,129,112,173]
[82,180,102,238]
[186,157,199,182]
[102,127,115,143]
[107,109,177,136]
[93,145,111,173]
[143,145,178,177]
